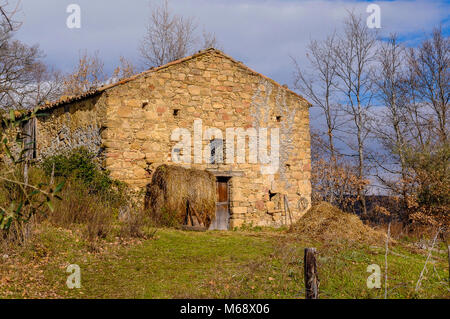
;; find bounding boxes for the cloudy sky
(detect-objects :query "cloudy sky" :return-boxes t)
[10,0,448,194]
[14,0,449,87]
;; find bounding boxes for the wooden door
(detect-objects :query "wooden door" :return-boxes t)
[209,178,229,230]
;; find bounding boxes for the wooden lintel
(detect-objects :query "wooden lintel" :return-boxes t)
[205,170,245,177]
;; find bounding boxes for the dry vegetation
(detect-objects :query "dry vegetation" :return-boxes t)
[1,204,448,299]
[289,202,385,245]
[0,148,156,255]
[145,165,216,228]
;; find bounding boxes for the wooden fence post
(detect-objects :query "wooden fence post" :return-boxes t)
[304,248,319,299]
[440,231,450,286]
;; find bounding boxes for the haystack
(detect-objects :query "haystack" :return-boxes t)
[145,165,216,227]
[290,202,385,244]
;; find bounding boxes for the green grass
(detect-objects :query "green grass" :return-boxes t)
[1,224,449,299]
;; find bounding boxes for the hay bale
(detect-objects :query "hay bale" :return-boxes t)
[290,202,385,244]
[145,165,216,227]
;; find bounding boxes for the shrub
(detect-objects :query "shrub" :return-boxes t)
[403,143,450,229]
[42,147,111,192]
[117,205,152,238]
[41,179,114,240]
[1,110,61,243]
[41,147,128,205]
[2,147,152,246]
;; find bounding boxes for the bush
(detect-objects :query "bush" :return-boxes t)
[41,147,128,204]
[41,179,114,241]
[0,165,60,245]
[404,143,450,228]
[39,148,153,242]
[1,147,153,247]
[1,110,61,244]
[42,147,113,194]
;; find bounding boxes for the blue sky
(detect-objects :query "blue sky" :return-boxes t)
[13,0,449,87]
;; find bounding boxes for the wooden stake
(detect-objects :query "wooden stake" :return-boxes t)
[284,194,293,226]
[304,248,319,299]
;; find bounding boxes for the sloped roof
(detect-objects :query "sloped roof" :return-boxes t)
[26,48,310,115]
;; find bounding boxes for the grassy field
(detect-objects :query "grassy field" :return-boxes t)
[1,223,448,299]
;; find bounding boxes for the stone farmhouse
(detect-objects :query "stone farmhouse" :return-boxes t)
[22,48,312,229]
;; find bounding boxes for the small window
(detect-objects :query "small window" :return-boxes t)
[172,148,182,162]
[209,138,224,164]
[276,116,282,122]
[173,109,180,117]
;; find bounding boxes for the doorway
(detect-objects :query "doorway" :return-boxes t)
[209,177,230,230]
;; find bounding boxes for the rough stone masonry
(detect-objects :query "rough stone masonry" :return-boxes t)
[28,48,312,228]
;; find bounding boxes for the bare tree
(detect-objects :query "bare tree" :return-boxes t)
[139,0,197,67]
[292,34,341,202]
[392,27,450,229]
[368,35,420,222]
[407,26,449,144]
[0,0,21,32]
[202,29,220,50]
[62,51,106,96]
[332,12,378,215]
[17,63,64,108]
[113,56,138,79]
[371,37,408,189]
[139,0,221,67]
[0,1,44,110]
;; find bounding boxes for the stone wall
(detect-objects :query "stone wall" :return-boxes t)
[33,50,311,227]
[36,95,107,161]
[101,51,312,227]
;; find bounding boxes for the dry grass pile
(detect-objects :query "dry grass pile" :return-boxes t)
[290,202,386,244]
[145,165,216,227]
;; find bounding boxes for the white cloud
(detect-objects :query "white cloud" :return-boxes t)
[14,0,448,85]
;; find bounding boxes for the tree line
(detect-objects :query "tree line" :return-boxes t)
[292,12,448,230]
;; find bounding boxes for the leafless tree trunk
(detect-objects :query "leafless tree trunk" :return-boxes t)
[293,34,340,203]
[408,26,449,145]
[332,12,377,216]
[370,35,410,219]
